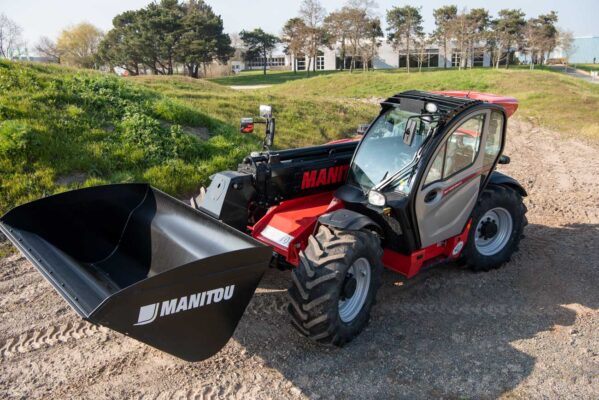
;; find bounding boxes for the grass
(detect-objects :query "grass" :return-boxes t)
[2,61,598,216]
[0,61,255,213]
[0,61,375,214]
[575,64,599,73]
[210,69,343,86]
[132,75,376,150]
[259,68,599,139]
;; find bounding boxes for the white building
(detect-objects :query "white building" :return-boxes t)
[235,41,493,72]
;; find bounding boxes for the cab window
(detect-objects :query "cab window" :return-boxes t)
[483,111,504,167]
[424,114,484,186]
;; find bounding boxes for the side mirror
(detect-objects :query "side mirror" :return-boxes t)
[240,118,254,134]
[357,124,369,135]
[259,105,273,118]
[498,155,511,165]
[403,118,418,146]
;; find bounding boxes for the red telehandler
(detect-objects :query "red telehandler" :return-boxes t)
[0,90,526,361]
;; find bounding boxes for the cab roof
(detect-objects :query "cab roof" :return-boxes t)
[382,90,518,119]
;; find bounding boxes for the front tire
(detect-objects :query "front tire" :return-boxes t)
[462,184,527,271]
[287,225,383,346]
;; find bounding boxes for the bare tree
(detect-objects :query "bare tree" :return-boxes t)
[414,34,433,72]
[299,0,327,73]
[0,14,25,59]
[450,10,469,70]
[281,18,308,73]
[35,36,61,63]
[324,8,353,70]
[558,29,576,71]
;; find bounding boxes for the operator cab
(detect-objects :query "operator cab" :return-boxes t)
[336,90,512,255]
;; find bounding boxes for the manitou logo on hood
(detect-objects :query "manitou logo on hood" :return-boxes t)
[301,165,349,190]
[134,285,235,326]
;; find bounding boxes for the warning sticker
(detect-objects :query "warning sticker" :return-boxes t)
[260,225,294,248]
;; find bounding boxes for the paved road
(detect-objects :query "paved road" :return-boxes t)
[548,65,599,84]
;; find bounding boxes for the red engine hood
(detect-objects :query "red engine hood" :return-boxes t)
[435,91,519,118]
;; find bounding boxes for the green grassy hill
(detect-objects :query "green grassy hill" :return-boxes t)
[2,61,599,214]
[216,68,599,139]
[0,61,374,213]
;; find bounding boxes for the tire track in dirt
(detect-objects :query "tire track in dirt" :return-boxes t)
[1,117,599,399]
[0,321,110,358]
[245,290,288,317]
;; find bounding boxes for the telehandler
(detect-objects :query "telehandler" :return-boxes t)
[0,90,527,361]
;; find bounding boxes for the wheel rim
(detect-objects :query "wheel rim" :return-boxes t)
[338,258,371,323]
[474,207,513,256]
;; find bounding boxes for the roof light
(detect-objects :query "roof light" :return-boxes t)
[425,102,438,113]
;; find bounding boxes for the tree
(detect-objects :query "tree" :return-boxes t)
[240,29,279,75]
[56,23,103,68]
[537,11,559,65]
[523,19,542,68]
[324,9,352,70]
[177,0,233,78]
[558,29,576,71]
[299,0,327,72]
[433,5,457,69]
[35,36,61,63]
[386,5,424,73]
[360,16,383,71]
[489,9,526,69]
[98,11,146,75]
[0,14,25,59]
[465,8,490,69]
[281,18,308,73]
[414,34,433,72]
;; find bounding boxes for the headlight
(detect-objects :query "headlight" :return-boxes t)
[368,190,386,207]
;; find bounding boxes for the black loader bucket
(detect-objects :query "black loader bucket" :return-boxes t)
[0,184,272,361]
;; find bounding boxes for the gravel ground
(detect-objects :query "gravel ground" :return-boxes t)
[1,119,598,399]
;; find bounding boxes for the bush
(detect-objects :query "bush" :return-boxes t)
[0,121,41,164]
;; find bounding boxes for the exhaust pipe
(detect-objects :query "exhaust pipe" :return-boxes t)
[0,184,271,361]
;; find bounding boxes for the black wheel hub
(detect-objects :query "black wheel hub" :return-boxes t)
[341,274,357,300]
[479,217,498,240]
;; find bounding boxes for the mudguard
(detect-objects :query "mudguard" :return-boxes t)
[0,184,272,361]
[318,209,381,233]
[489,171,527,197]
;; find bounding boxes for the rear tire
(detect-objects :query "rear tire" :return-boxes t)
[287,225,383,346]
[462,184,527,271]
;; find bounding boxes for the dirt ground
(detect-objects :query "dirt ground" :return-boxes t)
[1,118,598,399]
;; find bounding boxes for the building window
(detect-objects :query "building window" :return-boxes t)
[452,52,462,67]
[399,49,439,68]
[246,56,286,69]
[473,48,485,67]
[296,56,306,71]
[316,55,325,70]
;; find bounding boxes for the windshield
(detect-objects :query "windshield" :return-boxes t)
[348,108,436,191]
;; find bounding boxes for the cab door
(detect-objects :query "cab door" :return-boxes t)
[414,109,492,248]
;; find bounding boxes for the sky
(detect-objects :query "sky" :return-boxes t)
[2,0,598,48]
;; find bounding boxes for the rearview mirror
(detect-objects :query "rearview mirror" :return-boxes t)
[240,118,254,134]
[403,118,418,146]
